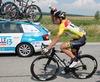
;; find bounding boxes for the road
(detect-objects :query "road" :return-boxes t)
[0,43,100,82]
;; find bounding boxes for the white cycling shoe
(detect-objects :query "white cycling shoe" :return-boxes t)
[61,58,80,74]
[69,60,80,68]
[61,60,80,74]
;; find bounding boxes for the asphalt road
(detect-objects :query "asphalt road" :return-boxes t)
[0,43,100,82]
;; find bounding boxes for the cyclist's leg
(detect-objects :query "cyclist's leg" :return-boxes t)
[60,42,74,74]
[69,36,86,68]
[70,36,86,56]
[60,42,79,74]
[60,42,75,58]
[71,47,80,56]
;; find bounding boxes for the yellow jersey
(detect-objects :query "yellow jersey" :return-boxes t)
[58,19,86,39]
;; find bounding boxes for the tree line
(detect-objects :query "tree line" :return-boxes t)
[95,11,100,20]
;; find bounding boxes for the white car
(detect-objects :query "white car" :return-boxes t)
[0,20,51,57]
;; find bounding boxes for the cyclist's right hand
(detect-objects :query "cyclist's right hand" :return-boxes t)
[43,48,48,53]
[41,48,48,55]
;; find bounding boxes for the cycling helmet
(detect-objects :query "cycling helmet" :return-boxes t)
[54,10,66,19]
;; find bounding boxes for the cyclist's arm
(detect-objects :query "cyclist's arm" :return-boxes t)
[47,34,61,50]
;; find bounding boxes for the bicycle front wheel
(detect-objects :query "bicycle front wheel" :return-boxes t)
[30,56,59,81]
[72,54,98,79]
[25,5,42,22]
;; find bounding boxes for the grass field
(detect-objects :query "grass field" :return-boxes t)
[40,15,100,42]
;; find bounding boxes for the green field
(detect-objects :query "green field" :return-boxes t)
[40,15,100,42]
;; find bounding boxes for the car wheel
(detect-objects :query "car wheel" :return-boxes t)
[16,43,34,57]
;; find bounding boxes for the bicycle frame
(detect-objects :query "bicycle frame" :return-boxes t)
[42,43,86,69]
[13,0,28,12]
[49,48,68,68]
[15,0,36,10]
[43,47,91,78]
[15,0,37,16]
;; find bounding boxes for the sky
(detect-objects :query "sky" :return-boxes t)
[4,0,100,16]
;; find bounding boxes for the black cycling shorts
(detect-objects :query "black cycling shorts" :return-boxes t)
[70,35,86,48]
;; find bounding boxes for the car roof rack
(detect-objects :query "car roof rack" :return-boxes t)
[0,18,30,22]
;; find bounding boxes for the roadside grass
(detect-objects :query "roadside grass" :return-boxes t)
[41,15,100,42]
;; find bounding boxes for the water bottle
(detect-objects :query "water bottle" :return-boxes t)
[63,59,67,65]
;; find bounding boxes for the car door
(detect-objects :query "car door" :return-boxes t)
[0,22,23,53]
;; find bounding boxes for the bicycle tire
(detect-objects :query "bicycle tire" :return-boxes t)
[72,54,98,79]
[1,2,19,20]
[25,5,42,22]
[30,56,59,81]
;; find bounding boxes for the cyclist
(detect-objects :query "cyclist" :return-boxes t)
[43,7,86,69]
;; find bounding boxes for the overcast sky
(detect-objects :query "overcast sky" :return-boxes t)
[4,0,100,16]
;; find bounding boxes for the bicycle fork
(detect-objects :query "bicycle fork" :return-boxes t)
[44,58,52,71]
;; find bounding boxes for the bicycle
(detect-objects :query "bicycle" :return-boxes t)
[30,43,98,81]
[1,0,42,22]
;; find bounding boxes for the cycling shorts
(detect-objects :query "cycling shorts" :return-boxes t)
[70,35,86,48]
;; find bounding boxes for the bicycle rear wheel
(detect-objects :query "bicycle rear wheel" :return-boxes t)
[72,54,98,79]
[1,2,19,20]
[25,5,42,22]
[30,56,59,81]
